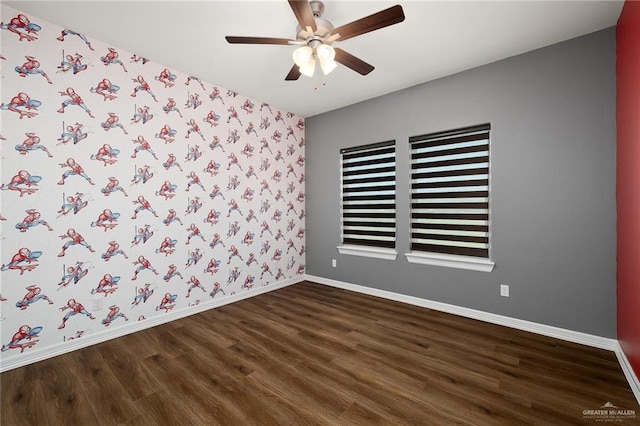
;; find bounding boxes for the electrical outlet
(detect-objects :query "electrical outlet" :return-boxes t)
[500,284,510,297]
[332,259,337,268]
[92,297,103,311]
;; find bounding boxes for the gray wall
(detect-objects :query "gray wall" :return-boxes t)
[305,27,617,338]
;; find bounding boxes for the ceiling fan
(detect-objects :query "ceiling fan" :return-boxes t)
[225,0,405,81]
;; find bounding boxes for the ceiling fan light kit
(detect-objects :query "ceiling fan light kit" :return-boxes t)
[292,45,313,66]
[299,56,316,77]
[225,0,405,82]
[316,43,335,62]
[293,42,336,78]
[319,56,337,76]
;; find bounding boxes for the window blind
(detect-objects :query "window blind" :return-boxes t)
[409,124,490,258]
[340,140,396,249]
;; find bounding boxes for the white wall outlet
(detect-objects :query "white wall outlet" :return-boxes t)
[500,284,510,297]
[332,259,337,268]
[92,297,103,311]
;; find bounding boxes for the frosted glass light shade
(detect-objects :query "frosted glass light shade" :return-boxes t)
[316,44,335,62]
[292,46,313,67]
[299,57,316,77]
[320,58,337,75]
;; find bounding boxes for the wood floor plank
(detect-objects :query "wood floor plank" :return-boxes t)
[326,355,474,425]
[273,294,378,333]
[245,367,350,424]
[142,326,195,359]
[2,280,638,425]
[169,351,262,424]
[0,365,50,426]
[337,401,390,426]
[176,343,313,425]
[225,319,308,367]
[109,330,160,360]
[97,338,164,402]
[71,346,142,425]
[181,314,241,348]
[40,351,102,426]
[122,388,209,426]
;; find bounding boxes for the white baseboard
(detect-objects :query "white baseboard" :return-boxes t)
[0,276,303,373]
[305,274,618,350]
[615,342,640,404]
[306,274,640,405]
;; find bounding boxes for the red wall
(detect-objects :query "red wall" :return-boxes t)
[617,0,640,377]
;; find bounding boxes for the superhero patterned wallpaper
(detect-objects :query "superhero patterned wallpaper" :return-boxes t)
[0,6,305,366]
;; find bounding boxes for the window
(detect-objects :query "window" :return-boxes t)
[338,140,397,260]
[407,124,494,271]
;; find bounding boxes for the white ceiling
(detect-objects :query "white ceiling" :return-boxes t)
[5,1,623,117]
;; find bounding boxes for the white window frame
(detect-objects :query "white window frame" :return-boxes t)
[405,124,494,272]
[337,140,397,261]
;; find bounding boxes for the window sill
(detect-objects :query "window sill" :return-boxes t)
[405,251,495,272]
[337,245,398,261]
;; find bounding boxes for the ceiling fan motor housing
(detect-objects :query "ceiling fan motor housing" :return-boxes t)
[296,1,333,47]
[310,1,325,18]
[296,18,333,46]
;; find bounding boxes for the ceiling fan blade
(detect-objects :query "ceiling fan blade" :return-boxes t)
[324,33,341,44]
[334,48,375,75]
[331,4,405,42]
[288,0,317,33]
[226,36,294,45]
[285,64,302,81]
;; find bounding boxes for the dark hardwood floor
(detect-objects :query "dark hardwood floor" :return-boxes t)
[2,281,638,425]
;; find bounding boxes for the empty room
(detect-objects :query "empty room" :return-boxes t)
[1,1,639,424]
